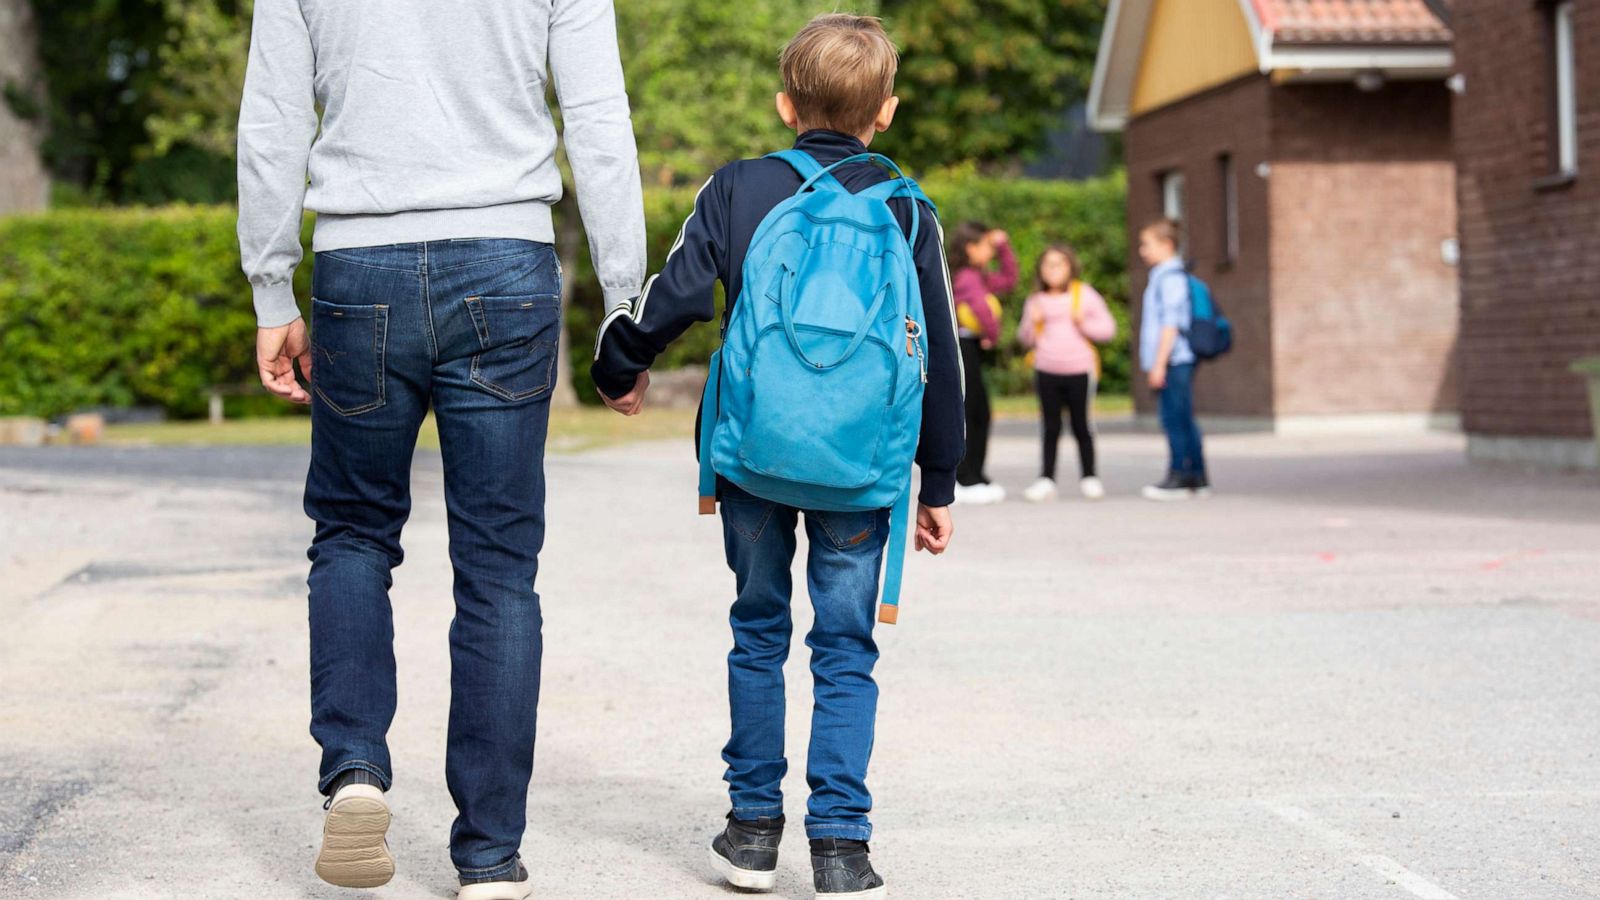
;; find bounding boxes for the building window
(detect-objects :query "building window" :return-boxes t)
[1160,170,1186,223]
[1218,154,1239,266]
[1159,170,1187,253]
[1551,0,1579,178]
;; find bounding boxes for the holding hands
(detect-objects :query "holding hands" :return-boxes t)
[601,371,651,416]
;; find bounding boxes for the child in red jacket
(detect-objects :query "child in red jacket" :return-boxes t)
[947,221,1018,504]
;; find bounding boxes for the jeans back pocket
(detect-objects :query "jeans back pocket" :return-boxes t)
[311,299,388,416]
[464,293,561,402]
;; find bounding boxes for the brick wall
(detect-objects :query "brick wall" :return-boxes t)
[1125,75,1458,421]
[1126,75,1276,417]
[1268,82,1458,416]
[0,0,47,213]
[1454,0,1600,440]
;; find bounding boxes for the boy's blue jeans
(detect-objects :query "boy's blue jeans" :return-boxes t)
[1158,362,1206,478]
[303,239,559,883]
[718,481,889,842]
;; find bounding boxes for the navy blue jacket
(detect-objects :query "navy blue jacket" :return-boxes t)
[591,130,965,507]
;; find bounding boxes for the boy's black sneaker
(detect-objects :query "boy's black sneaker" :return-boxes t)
[1141,472,1193,502]
[811,837,885,898]
[1184,472,1213,498]
[709,813,785,891]
[458,860,532,900]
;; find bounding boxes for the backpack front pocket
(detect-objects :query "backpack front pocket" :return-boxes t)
[464,293,560,402]
[311,299,388,416]
[736,324,894,490]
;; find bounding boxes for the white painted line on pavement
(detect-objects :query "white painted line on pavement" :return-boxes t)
[1262,802,1460,900]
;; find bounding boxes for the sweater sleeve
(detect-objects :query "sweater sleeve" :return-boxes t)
[1078,283,1118,344]
[236,0,318,328]
[549,0,646,312]
[590,172,727,399]
[1016,294,1041,348]
[984,239,1020,295]
[912,206,965,508]
[953,269,1002,344]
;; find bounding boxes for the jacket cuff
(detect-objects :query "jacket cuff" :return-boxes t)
[602,284,642,313]
[253,281,303,328]
[917,467,957,508]
[590,361,638,401]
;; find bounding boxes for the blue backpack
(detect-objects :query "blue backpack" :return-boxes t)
[1181,272,1233,360]
[697,149,934,625]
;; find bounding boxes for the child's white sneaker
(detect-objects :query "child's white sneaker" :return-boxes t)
[1079,476,1106,501]
[1023,477,1058,503]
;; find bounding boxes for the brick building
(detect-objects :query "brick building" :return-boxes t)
[1089,0,1460,430]
[1452,0,1600,468]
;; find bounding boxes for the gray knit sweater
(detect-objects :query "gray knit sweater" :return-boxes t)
[237,0,646,327]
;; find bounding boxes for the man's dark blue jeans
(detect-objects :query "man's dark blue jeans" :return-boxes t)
[303,239,558,883]
[1158,362,1206,480]
[718,480,889,842]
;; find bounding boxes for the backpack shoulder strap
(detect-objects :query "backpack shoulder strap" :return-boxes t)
[877,481,913,624]
[766,149,846,193]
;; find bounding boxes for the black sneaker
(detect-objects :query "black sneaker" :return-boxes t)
[1141,472,1192,502]
[709,813,785,891]
[1184,472,1213,498]
[811,838,885,898]
[458,860,532,900]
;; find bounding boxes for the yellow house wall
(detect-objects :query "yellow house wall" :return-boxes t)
[1130,0,1260,116]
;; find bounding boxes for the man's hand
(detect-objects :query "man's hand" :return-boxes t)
[601,371,650,416]
[914,503,953,554]
[1148,364,1167,390]
[257,318,313,405]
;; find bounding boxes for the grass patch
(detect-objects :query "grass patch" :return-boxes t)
[104,406,696,452]
[993,392,1132,420]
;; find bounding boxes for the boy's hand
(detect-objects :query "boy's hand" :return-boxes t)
[914,503,953,554]
[987,229,1009,246]
[257,319,313,405]
[1148,364,1167,390]
[600,371,650,416]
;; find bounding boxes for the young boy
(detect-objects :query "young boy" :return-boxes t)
[591,14,962,898]
[1137,219,1210,500]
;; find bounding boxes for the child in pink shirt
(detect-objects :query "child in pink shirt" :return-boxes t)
[1017,242,1117,502]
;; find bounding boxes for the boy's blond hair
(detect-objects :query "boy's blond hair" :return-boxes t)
[779,14,898,137]
[1142,218,1182,249]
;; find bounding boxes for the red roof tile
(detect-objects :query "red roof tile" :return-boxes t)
[1249,0,1452,45]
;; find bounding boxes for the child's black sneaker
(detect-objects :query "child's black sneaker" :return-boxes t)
[1141,472,1193,502]
[810,837,885,898]
[458,860,533,900]
[709,813,785,891]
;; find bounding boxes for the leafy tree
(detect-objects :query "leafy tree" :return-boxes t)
[147,0,251,160]
[616,0,865,186]
[877,0,1104,169]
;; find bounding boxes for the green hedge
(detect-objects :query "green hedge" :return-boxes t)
[0,206,313,419]
[0,172,1125,419]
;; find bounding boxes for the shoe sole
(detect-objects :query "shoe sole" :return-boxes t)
[458,879,535,900]
[708,845,777,891]
[1141,489,1193,502]
[816,886,887,899]
[315,786,394,889]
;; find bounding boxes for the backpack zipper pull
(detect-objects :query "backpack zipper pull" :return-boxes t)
[904,317,919,357]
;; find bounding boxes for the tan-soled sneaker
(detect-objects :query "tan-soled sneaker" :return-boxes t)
[315,777,394,888]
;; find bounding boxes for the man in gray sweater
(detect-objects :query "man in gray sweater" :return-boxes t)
[237,1,647,896]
